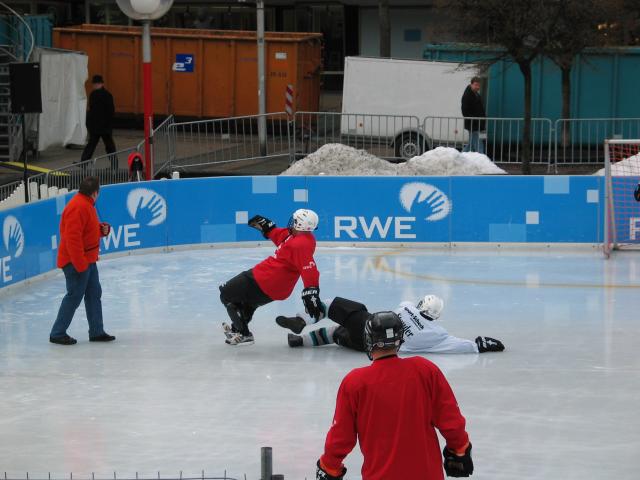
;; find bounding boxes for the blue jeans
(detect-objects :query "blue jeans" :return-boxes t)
[51,263,105,338]
[463,131,485,154]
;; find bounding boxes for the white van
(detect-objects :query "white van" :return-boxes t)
[341,56,480,159]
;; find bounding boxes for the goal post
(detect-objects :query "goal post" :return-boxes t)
[604,139,640,257]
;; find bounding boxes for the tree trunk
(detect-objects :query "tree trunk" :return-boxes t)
[520,62,532,174]
[379,0,391,58]
[561,65,572,147]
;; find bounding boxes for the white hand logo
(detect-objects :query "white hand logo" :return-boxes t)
[399,182,452,221]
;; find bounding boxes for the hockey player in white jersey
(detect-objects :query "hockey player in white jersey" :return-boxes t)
[276,295,504,354]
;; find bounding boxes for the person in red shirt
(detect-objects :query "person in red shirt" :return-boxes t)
[317,311,474,480]
[50,177,114,345]
[219,209,324,346]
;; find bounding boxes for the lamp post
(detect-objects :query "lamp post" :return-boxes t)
[239,0,267,156]
[116,0,173,180]
[256,0,267,156]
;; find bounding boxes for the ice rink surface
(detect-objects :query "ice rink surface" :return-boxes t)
[1,246,640,479]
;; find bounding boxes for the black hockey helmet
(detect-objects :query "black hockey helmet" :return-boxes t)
[364,311,404,360]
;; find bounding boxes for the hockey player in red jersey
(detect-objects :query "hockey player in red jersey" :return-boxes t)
[219,209,324,346]
[317,311,474,480]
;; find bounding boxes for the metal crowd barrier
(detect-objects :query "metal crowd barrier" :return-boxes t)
[0,179,25,208]
[4,143,146,207]
[168,113,291,169]
[152,114,176,175]
[136,113,640,172]
[294,111,422,161]
[554,118,640,166]
[4,114,640,208]
[423,116,554,164]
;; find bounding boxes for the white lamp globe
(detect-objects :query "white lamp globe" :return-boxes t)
[131,0,161,15]
[116,0,173,20]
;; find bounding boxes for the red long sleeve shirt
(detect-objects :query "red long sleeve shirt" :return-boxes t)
[57,193,103,272]
[321,355,469,480]
[251,227,320,300]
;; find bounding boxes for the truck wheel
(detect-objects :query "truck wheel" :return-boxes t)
[394,132,427,161]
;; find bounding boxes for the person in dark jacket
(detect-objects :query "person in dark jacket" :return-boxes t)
[81,75,117,169]
[461,76,486,154]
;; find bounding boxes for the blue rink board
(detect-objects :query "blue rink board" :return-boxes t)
[0,175,603,288]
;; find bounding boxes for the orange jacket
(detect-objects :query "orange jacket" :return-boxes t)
[57,193,104,272]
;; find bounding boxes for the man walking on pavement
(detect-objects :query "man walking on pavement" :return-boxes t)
[81,75,117,169]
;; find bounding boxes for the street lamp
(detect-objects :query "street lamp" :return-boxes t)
[116,0,174,180]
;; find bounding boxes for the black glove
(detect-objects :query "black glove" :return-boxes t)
[475,336,505,353]
[443,443,473,477]
[316,460,346,480]
[634,184,640,202]
[302,287,324,320]
[248,215,276,238]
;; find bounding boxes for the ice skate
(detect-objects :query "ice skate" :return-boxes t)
[225,331,255,346]
[222,322,236,340]
[288,333,304,348]
[276,315,307,334]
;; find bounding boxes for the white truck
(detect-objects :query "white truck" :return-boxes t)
[341,56,481,159]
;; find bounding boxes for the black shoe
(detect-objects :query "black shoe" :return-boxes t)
[50,334,77,345]
[89,333,116,342]
[288,333,304,348]
[276,315,307,334]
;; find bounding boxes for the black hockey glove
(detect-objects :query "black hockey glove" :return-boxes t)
[475,336,505,353]
[634,184,640,202]
[316,460,346,480]
[302,287,324,320]
[443,443,473,477]
[248,215,276,238]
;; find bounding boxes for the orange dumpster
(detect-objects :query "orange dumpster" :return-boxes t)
[53,24,322,118]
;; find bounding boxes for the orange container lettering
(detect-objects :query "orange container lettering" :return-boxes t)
[53,24,322,118]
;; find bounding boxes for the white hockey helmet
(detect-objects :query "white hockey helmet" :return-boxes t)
[417,295,444,321]
[288,208,319,232]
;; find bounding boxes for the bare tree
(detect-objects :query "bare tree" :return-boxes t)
[542,1,612,146]
[444,0,550,173]
[379,0,391,57]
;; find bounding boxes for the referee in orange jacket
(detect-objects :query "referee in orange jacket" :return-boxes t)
[50,177,115,345]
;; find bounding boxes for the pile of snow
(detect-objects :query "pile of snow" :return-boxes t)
[594,154,640,176]
[281,144,506,176]
[404,148,507,176]
[283,143,398,176]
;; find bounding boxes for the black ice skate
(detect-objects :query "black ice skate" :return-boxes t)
[276,315,307,334]
[225,331,255,346]
[288,333,304,348]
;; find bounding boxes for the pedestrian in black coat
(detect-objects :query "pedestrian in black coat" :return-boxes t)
[461,76,486,153]
[81,75,118,169]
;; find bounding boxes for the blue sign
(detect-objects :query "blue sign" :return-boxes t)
[173,54,194,73]
[0,176,605,289]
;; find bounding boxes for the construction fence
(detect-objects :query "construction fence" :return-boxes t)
[2,113,640,207]
[154,113,640,173]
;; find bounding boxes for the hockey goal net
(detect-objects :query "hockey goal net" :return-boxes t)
[604,139,640,257]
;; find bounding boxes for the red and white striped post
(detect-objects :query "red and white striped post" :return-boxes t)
[285,84,294,163]
[285,83,294,117]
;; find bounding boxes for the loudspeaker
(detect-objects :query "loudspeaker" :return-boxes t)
[9,62,42,114]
